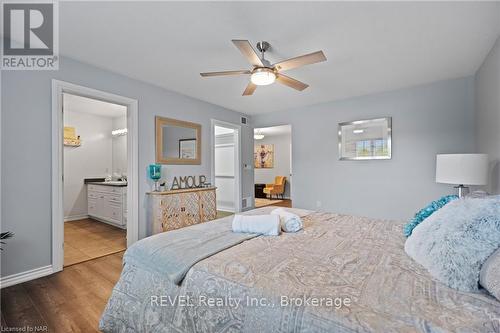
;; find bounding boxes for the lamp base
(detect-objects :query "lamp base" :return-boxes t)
[454,184,469,198]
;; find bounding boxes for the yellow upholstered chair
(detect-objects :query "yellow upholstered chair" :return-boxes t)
[263,176,286,199]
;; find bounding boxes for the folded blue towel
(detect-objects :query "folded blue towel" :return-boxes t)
[232,214,281,236]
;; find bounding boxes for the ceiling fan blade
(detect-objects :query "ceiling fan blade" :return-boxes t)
[276,74,309,91]
[273,51,326,72]
[232,40,264,67]
[200,70,250,77]
[242,82,257,96]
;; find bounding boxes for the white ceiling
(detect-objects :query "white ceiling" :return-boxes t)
[255,125,291,137]
[59,2,500,115]
[63,93,127,118]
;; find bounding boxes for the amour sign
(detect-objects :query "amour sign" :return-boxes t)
[170,175,207,190]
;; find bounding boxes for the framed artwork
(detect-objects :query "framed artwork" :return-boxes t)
[338,117,392,160]
[179,138,197,159]
[254,144,274,168]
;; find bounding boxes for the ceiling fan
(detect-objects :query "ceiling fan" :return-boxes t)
[200,40,327,96]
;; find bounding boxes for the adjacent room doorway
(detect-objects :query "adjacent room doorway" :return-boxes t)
[211,119,242,217]
[253,125,292,208]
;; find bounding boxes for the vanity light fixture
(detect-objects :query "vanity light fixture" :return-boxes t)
[254,129,265,140]
[112,128,128,137]
[353,129,364,134]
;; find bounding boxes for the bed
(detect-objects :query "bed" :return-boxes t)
[100,207,500,332]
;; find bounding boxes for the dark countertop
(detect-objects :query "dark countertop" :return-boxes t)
[84,178,106,184]
[86,182,127,187]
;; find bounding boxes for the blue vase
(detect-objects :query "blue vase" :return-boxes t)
[148,164,161,191]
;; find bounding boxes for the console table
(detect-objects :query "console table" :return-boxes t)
[148,187,217,234]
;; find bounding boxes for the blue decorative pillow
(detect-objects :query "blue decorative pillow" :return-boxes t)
[403,195,458,237]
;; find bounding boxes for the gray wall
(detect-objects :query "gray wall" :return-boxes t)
[252,77,476,221]
[475,36,500,194]
[1,56,253,277]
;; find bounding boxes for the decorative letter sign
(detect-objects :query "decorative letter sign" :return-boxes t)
[170,175,207,190]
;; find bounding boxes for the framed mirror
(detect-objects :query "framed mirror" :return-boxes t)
[338,117,392,160]
[156,116,201,164]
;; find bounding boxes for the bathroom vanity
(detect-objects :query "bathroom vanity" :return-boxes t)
[87,182,127,229]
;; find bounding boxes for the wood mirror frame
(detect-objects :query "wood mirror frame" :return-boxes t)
[155,116,202,165]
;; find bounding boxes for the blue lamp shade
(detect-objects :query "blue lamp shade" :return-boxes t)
[148,164,161,181]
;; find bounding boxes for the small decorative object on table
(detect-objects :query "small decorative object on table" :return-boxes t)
[148,164,162,192]
[159,182,167,192]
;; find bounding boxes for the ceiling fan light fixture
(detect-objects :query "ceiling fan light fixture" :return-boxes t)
[200,40,327,95]
[250,68,276,86]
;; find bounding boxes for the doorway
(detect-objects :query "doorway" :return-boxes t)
[62,93,128,266]
[211,119,242,216]
[253,125,292,208]
[52,80,138,273]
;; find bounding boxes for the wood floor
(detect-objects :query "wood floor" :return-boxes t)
[255,198,292,208]
[1,203,294,332]
[1,252,124,332]
[270,199,292,208]
[216,210,234,219]
[64,219,126,267]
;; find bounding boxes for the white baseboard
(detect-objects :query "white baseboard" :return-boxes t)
[1,265,54,289]
[217,205,235,213]
[64,214,89,222]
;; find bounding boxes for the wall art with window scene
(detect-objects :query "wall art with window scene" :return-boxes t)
[338,117,392,160]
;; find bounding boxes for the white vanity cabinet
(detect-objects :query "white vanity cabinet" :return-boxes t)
[87,184,127,229]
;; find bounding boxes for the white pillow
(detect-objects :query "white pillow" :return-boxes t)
[480,247,500,301]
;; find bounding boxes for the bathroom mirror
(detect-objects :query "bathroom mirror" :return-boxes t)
[156,116,201,164]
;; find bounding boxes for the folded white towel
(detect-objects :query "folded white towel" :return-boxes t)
[232,214,281,236]
[271,208,303,233]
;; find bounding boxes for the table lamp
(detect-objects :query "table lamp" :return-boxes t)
[436,154,488,198]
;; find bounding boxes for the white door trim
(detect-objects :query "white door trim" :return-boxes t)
[211,119,242,213]
[51,79,139,273]
[0,265,53,289]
